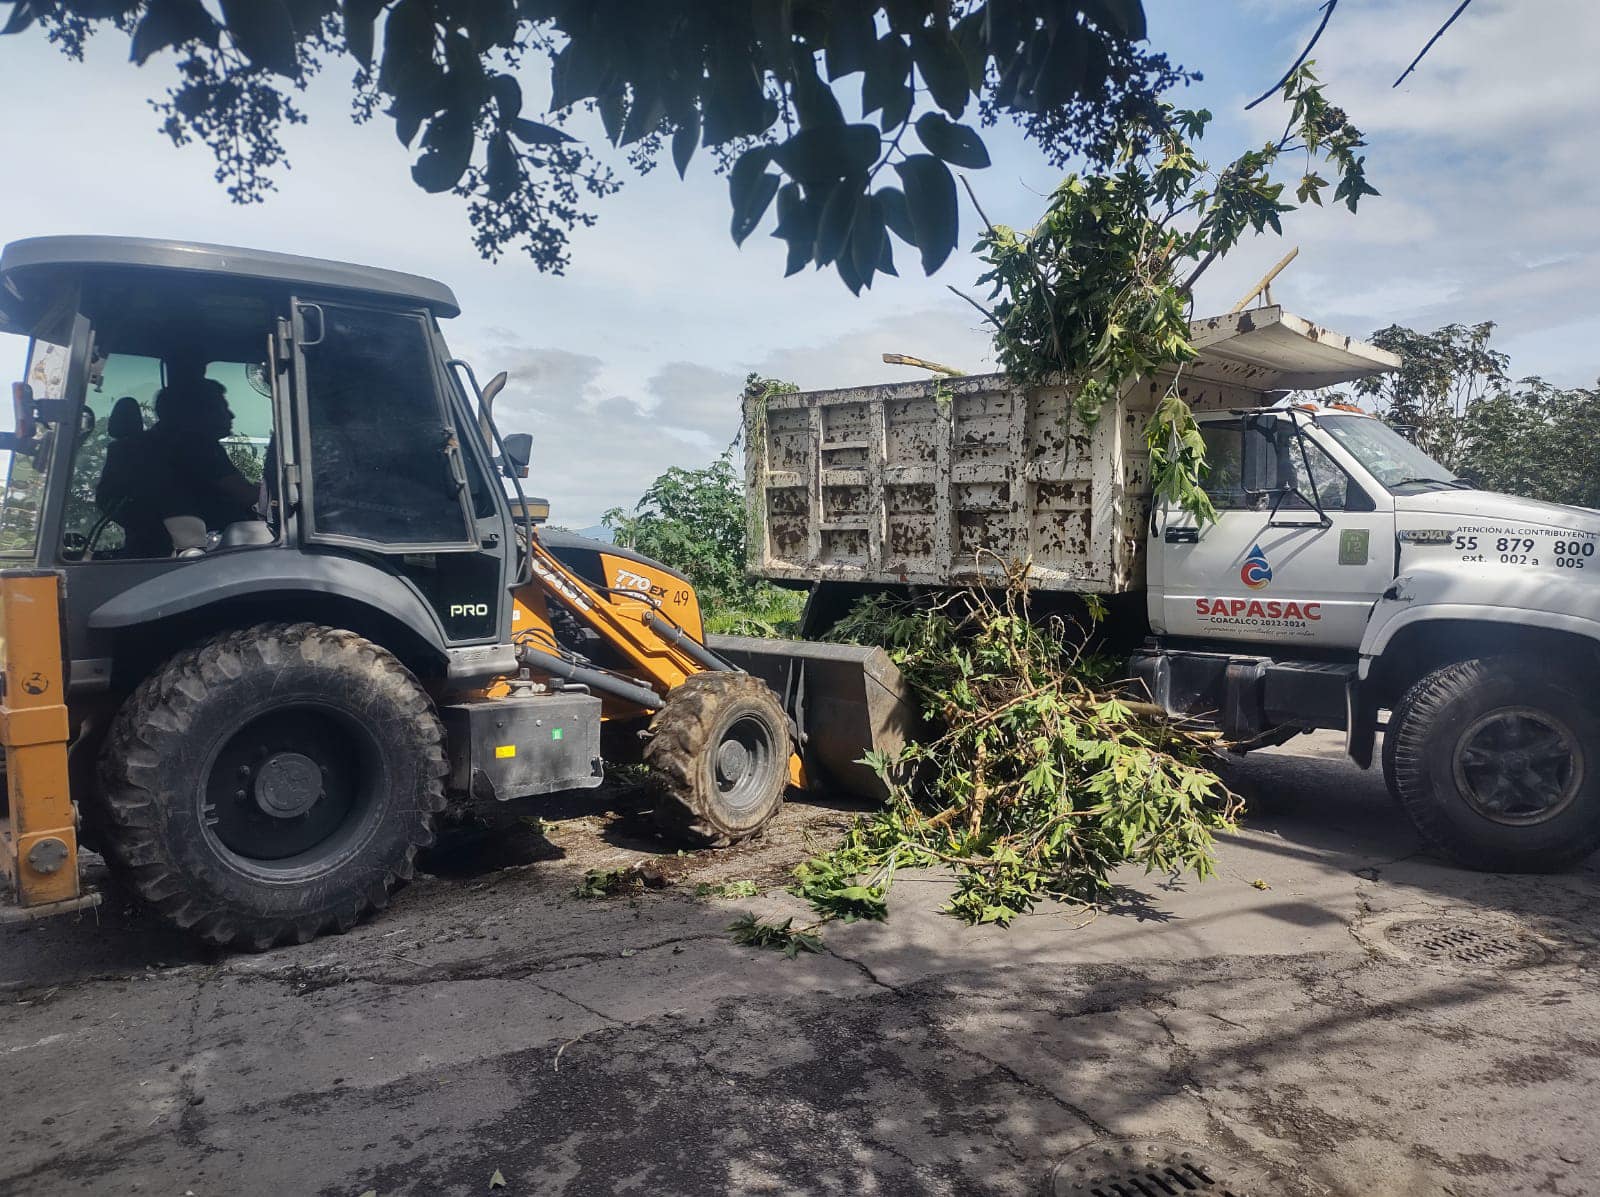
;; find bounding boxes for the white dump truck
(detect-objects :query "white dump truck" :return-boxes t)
[744,307,1600,872]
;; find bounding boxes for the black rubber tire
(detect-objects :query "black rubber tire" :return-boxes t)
[644,672,791,846]
[1384,656,1600,872]
[97,623,447,950]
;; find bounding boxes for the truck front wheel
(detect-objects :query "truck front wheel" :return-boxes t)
[1384,657,1600,871]
[97,624,448,950]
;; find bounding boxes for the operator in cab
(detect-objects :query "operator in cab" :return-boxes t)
[98,371,260,556]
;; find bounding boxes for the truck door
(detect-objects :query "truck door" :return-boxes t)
[1150,414,1395,650]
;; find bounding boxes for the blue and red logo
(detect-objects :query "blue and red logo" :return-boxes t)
[1241,543,1272,589]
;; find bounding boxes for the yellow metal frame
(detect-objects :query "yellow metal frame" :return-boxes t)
[0,570,96,916]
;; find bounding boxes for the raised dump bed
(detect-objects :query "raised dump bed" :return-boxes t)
[742,307,1400,595]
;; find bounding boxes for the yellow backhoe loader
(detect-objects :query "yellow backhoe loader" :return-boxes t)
[0,236,909,950]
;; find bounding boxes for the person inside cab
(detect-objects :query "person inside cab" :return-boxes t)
[98,369,260,556]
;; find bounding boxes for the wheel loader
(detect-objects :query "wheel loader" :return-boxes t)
[0,236,910,950]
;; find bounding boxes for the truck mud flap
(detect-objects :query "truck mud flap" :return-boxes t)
[706,634,917,803]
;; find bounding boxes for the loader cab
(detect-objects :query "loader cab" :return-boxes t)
[0,237,518,689]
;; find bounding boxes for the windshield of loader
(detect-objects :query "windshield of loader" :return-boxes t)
[0,334,71,559]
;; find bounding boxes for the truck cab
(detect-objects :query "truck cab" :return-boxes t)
[1139,401,1600,872]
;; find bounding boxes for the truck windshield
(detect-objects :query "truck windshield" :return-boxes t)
[1316,414,1461,492]
[0,335,71,559]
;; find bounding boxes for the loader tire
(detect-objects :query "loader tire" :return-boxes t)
[1385,656,1600,872]
[645,672,790,847]
[97,624,447,950]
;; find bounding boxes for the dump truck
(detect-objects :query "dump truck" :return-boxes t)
[0,236,910,948]
[744,307,1600,872]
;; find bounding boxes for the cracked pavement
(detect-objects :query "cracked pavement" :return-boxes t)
[2,735,1598,1197]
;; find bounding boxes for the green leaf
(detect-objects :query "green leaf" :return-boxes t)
[219,0,299,76]
[771,182,819,276]
[130,0,218,65]
[876,186,914,243]
[771,123,880,187]
[1083,0,1148,40]
[411,109,474,193]
[508,119,575,146]
[549,32,613,110]
[910,24,970,118]
[914,112,990,170]
[485,131,519,201]
[813,177,862,267]
[671,110,699,178]
[341,0,385,68]
[729,149,781,245]
[824,0,876,79]
[892,154,958,273]
[861,32,912,124]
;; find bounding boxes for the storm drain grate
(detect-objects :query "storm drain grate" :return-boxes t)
[1383,917,1548,969]
[1051,1139,1260,1197]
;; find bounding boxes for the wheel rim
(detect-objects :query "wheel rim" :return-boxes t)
[1452,706,1583,826]
[201,704,387,875]
[713,712,780,813]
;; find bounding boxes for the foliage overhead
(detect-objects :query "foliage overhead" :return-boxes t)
[791,573,1238,928]
[966,63,1377,523]
[0,0,1189,288]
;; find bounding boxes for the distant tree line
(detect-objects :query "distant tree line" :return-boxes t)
[1343,322,1600,508]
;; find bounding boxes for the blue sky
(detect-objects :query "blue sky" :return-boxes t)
[2,0,1595,526]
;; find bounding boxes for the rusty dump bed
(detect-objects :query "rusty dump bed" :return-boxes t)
[743,308,1399,594]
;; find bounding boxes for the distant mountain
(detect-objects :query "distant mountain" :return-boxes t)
[575,523,614,543]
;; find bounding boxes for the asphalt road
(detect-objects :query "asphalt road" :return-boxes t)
[2,736,1597,1197]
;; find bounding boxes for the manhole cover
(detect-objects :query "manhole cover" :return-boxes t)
[1383,917,1548,969]
[1050,1138,1262,1197]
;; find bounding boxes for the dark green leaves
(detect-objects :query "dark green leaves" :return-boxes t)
[341,0,384,68]
[508,119,574,146]
[771,123,880,187]
[910,24,970,117]
[893,155,959,273]
[411,109,474,192]
[729,150,780,245]
[130,0,217,64]
[915,113,991,169]
[218,0,298,77]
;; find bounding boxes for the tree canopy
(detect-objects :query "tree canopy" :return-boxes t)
[1,0,1190,289]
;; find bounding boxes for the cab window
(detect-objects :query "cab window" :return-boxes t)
[1197,417,1350,512]
[61,354,274,558]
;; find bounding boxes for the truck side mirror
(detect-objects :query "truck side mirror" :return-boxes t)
[502,432,532,479]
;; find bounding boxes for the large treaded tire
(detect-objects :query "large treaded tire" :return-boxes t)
[1384,656,1600,872]
[644,672,790,847]
[97,623,447,950]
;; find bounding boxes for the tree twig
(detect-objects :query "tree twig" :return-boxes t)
[1393,0,1474,88]
[1244,0,1338,110]
[947,284,1001,327]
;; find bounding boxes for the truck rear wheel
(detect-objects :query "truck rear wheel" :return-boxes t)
[1384,657,1600,872]
[97,624,447,950]
[645,672,790,846]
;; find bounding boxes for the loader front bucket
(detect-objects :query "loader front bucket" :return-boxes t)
[705,634,917,803]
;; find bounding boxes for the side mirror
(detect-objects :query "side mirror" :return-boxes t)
[502,432,532,479]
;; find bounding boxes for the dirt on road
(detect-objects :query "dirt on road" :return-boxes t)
[2,738,1598,1197]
